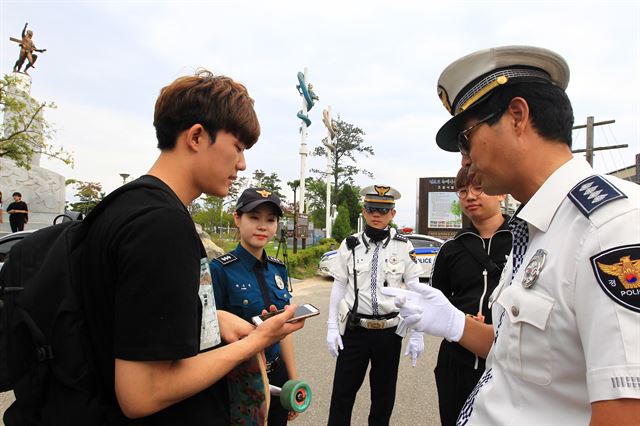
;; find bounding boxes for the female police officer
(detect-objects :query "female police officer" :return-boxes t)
[210,187,299,424]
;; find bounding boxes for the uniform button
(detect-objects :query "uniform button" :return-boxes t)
[243,299,249,305]
[511,306,519,316]
[284,294,288,299]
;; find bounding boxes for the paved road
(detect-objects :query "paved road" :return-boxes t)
[0,276,443,425]
[289,276,441,426]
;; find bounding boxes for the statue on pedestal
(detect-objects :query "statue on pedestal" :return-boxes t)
[11,22,47,75]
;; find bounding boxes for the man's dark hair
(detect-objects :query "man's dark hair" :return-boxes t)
[469,82,574,147]
[455,166,470,189]
[153,69,260,150]
[12,192,21,197]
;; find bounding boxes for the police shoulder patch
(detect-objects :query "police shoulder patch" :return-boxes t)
[409,249,417,264]
[393,234,408,243]
[267,256,285,266]
[568,175,626,218]
[214,252,238,266]
[590,244,640,313]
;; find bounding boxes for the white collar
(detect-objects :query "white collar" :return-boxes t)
[517,157,594,232]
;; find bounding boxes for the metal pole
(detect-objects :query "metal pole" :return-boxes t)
[325,106,333,239]
[299,67,309,217]
[585,116,594,166]
[293,189,298,254]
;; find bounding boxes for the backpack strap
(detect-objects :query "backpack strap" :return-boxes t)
[458,237,502,275]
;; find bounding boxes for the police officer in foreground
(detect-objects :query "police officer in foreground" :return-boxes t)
[210,188,299,424]
[382,46,640,424]
[326,185,424,426]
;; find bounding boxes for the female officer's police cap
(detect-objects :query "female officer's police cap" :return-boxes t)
[435,45,570,152]
[359,185,401,209]
[235,187,284,216]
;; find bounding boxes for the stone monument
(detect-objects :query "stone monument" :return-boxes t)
[1,72,65,235]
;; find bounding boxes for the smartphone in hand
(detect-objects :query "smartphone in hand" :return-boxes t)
[252,303,320,325]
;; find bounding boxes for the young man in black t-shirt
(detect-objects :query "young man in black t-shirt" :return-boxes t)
[81,71,305,425]
[6,191,29,232]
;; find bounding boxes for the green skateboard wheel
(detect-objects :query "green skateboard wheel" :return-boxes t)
[280,379,312,413]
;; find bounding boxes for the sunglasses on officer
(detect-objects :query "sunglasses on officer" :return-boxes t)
[456,184,483,199]
[457,111,498,155]
[364,206,392,215]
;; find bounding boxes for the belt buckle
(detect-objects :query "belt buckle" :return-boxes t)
[366,319,385,329]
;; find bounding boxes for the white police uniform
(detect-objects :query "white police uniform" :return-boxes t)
[333,227,422,322]
[327,185,423,426]
[458,157,640,425]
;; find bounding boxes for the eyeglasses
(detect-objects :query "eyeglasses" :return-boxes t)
[456,185,483,199]
[457,112,498,155]
[365,206,391,215]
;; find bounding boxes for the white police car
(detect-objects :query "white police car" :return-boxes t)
[316,233,444,281]
[404,233,444,281]
[317,249,338,278]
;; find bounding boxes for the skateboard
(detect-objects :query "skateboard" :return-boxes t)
[228,353,312,425]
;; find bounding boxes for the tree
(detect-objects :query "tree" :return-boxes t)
[251,169,285,200]
[332,204,352,243]
[335,184,362,230]
[300,177,327,227]
[311,116,374,200]
[66,179,104,215]
[191,194,234,234]
[228,176,249,204]
[0,74,72,169]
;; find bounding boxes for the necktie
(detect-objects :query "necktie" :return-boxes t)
[509,217,530,277]
[370,242,381,316]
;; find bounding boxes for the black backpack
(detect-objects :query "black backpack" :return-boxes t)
[0,177,163,425]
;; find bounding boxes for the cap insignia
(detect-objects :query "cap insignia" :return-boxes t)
[256,189,272,198]
[438,86,452,114]
[374,185,391,196]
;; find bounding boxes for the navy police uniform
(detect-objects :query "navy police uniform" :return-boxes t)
[210,244,291,360]
[210,244,292,423]
[210,186,293,425]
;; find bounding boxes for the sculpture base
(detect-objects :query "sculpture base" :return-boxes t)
[0,158,66,236]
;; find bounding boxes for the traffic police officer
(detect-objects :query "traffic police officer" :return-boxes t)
[326,184,424,426]
[210,187,298,425]
[382,46,640,425]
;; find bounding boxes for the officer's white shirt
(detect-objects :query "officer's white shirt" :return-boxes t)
[462,157,640,425]
[333,228,422,316]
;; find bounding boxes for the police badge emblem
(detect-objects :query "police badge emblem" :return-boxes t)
[275,274,285,290]
[591,244,640,313]
[522,249,547,289]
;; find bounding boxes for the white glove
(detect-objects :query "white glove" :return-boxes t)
[326,322,344,357]
[404,330,424,367]
[380,281,465,342]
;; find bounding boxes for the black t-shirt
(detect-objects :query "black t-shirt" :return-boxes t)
[82,175,229,425]
[7,200,28,222]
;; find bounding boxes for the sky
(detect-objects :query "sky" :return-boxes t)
[1,0,639,228]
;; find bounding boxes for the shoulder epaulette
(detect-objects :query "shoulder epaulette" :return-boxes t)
[267,256,285,266]
[568,175,627,218]
[214,252,238,265]
[393,233,408,243]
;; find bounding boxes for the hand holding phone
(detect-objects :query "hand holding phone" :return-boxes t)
[252,303,320,325]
